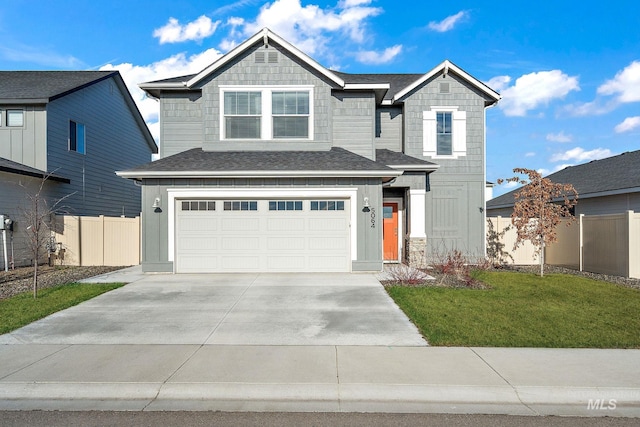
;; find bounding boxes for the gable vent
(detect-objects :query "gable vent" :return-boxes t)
[439,82,450,94]
[268,51,279,63]
[255,52,266,63]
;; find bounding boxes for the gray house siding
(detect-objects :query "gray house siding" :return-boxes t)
[199,42,336,152]
[160,91,203,158]
[332,92,375,160]
[375,106,402,152]
[402,72,492,256]
[0,105,47,171]
[46,77,151,217]
[140,177,383,272]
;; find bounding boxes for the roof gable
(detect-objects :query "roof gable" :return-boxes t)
[0,71,115,103]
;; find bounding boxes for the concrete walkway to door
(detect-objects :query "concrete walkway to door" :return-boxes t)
[0,269,426,346]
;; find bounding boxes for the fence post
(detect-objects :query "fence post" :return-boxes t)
[579,214,584,272]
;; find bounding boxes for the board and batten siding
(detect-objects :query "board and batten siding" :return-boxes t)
[332,92,375,160]
[401,72,494,256]
[46,77,153,218]
[375,106,403,152]
[160,91,203,158]
[198,42,336,152]
[0,105,47,171]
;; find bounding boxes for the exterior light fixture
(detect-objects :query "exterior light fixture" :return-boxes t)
[362,197,371,213]
[152,197,161,209]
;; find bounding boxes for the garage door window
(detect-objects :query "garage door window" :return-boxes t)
[181,201,216,211]
[269,200,303,211]
[224,200,258,211]
[311,200,345,211]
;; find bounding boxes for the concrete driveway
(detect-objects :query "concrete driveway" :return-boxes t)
[0,272,426,346]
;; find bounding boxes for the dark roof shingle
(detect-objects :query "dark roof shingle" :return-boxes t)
[0,157,69,183]
[0,71,115,101]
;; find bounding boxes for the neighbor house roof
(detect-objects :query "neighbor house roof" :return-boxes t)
[139,28,500,107]
[0,71,157,154]
[117,147,403,180]
[375,149,439,171]
[0,157,70,183]
[487,150,640,209]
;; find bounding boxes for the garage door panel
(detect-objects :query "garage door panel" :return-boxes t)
[176,198,350,272]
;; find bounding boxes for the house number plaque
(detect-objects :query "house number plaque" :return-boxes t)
[370,207,376,228]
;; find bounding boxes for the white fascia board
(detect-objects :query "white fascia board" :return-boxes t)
[117,170,403,179]
[138,82,189,90]
[393,60,501,103]
[187,28,345,88]
[388,164,440,171]
[344,83,390,90]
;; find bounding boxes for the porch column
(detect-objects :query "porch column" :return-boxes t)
[409,189,427,268]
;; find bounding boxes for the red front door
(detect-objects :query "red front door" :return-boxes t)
[383,203,398,261]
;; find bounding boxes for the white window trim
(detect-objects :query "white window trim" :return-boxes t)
[422,106,466,159]
[219,85,314,141]
[167,187,357,266]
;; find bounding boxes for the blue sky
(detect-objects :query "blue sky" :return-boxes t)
[1,0,638,197]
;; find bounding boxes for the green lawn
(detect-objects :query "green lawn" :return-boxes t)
[386,271,640,348]
[0,283,124,335]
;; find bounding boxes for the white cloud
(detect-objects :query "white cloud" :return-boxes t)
[496,70,580,116]
[230,0,382,57]
[153,15,220,44]
[525,152,536,157]
[546,131,572,143]
[503,180,519,189]
[597,60,640,103]
[485,75,511,92]
[428,11,468,32]
[100,48,223,141]
[550,147,612,163]
[615,116,640,133]
[355,45,402,65]
[562,99,616,117]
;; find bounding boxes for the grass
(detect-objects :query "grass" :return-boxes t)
[0,283,124,335]
[386,271,640,348]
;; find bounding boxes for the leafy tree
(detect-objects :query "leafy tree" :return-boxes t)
[498,168,578,277]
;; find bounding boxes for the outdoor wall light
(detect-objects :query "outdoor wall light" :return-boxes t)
[152,197,161,209]
[362,197,371,213]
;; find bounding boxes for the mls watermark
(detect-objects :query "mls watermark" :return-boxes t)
[587,399,617,410]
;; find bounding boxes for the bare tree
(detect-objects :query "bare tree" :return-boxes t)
[499,168,578,277]
[20,174,73,298]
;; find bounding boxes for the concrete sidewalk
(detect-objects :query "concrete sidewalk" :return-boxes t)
[0,344,638,416]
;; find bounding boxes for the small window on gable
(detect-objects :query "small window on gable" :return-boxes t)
[7,110,24,127]
[69,120,86,154]
[422,107,466,159]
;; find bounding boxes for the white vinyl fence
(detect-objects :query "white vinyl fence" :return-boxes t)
[488,211,640,279]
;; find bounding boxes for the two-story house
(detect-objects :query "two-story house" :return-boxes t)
[119,28,499,273]
[0,71,157,268]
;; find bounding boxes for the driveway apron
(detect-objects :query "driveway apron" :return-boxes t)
[0,273,426,346]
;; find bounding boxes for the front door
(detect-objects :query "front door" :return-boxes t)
[383,202,399,261]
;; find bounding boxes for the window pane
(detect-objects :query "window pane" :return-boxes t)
[277,201,285,210]
[69,121,77,151]
[224,92,236,114]
[7,110,23,127]
[328,201,335,210]
[190,201,199,210]
[236,92,249,114]
[297,92,309,114]
[249,92,261,115]
[311,201,318,211]
[232,201,240,210]
[272,92,285,115]
[437,134,452,155]
[249,201,257,211]
[336,201,344,210]
[286,201,294,210]
[207,201,216,210]
[295,201,302,210]
[198,201,207,210]
[225,117,261,139]
[77,123,86,154]
[284,92,298,114]
[273,117,308,138]
[319,201,327,210]
[269,201,277,211]
[182,201,189,211]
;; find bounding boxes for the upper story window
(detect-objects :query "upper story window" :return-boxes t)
[220,86,313,140]
[69,120,86,154]
[7,110,24,127]
[423,106,466,159]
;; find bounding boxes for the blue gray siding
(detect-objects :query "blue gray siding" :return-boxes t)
[46,77,153,217]
[198,42,336,152]
[332,92,375,160]
[402,72,493,256]
[0,106,47,171]
[375,106,402,152]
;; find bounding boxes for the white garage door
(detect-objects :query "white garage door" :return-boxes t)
[175,199,351,273]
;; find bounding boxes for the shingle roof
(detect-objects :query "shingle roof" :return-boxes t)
[0,71,115,102]
[487,150,640,208]
[332,71,423,101]
[118,147,401,179]
[375,149,438,169]
[0,157,70,183]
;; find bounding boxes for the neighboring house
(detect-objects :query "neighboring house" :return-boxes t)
[487,150,640,217]
[118,28,500,273]
[0,71,157,268]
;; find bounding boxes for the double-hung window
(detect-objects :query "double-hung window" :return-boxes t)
[7,110,24,127]
[272,91,309,138]
[422,106,466,158]
[224,91,262,139]
[221,86,313,140]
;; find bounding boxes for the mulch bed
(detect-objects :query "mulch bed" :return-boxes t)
[0,265,127,300]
